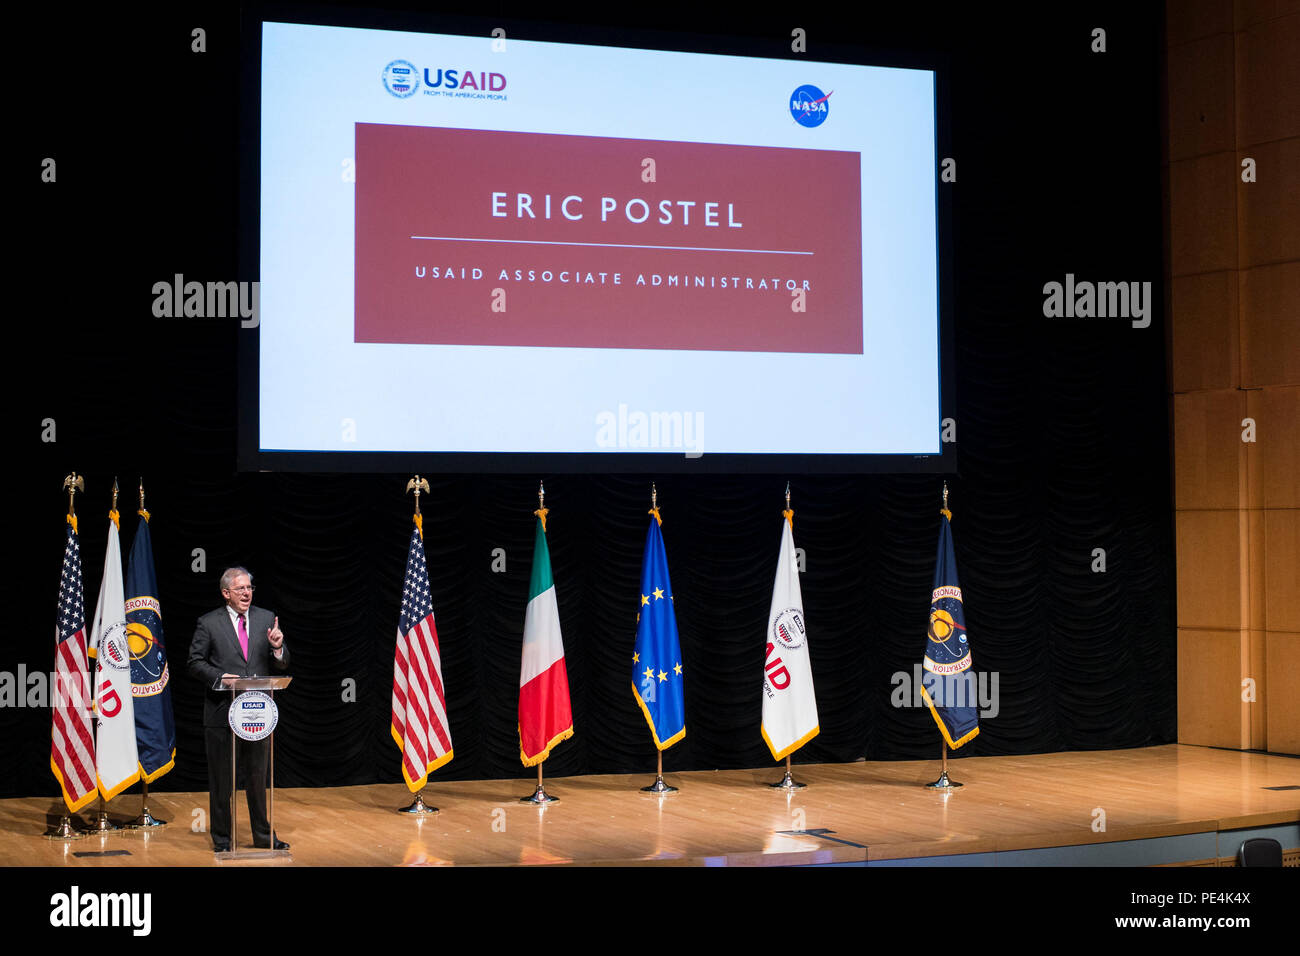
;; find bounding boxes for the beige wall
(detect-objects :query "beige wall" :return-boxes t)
[1167,0,1299,753]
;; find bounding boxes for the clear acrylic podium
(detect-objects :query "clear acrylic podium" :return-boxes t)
[215,676,292,861]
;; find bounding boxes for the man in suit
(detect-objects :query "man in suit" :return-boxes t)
[187,567,290,852]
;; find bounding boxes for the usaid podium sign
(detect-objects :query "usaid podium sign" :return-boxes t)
[228,690,278,742]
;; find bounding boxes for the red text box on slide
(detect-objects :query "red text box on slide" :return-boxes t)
[355,124,863,354]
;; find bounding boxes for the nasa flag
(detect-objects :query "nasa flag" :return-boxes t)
[125,510,176,781]
[921,509,980,749]
[762,509,819,761]
[87,510,140,800]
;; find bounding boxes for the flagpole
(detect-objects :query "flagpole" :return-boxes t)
[398,475,439,816]
[925,482,964,790]
[124,480,168,829]
[770,753,807,791]
[640,483,679,794]
[768,483,810,791]
[83,483,124,834]
[521,481,562,805]
[926,741,963,790]
[130,779,167,828]
[642,748,677,793]
[521,759,559,804]
[47,473,88,841]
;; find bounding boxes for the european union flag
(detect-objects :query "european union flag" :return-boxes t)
[125,512,176,780]
[921,509,980,749]
[631,512,685,750]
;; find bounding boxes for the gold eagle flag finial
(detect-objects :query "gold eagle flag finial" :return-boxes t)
[62,473,85,532]
[406,476,431,538]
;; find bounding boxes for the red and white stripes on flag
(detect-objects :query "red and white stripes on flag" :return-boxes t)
[391,519,452,791]
[52,515,97,812]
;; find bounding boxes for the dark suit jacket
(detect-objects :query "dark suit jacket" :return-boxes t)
[187,605,291,727]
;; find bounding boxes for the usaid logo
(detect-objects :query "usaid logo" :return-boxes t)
[790,84,832,127]
[229,690,278,741]
[100,623,131,671]
[771,607,806,650]
[383,59,507,98]
[382,60,419,98]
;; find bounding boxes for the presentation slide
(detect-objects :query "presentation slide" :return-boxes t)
[259,21,941,459]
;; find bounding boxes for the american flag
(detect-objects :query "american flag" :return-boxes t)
[52,516,97,812]
[391,523,452,790]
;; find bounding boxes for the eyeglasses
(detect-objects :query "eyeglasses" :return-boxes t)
[225,585,255,593]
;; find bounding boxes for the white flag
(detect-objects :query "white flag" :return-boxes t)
[87,513,140,800]
[761,515,819,760]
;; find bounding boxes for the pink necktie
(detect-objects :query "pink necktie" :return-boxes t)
[237,615,249,659]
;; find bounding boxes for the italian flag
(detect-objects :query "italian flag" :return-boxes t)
[519,514,574,766]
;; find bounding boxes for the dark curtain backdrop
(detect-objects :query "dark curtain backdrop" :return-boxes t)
[7,2,1173,797]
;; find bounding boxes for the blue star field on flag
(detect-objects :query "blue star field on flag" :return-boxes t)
[631,512,685,750]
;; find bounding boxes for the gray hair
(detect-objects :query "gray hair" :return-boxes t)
[219,566,254,591]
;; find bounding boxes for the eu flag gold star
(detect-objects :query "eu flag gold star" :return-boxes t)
[643,666,654,682]
[657,669,668,682]
[641,594,650,606]
[632,651,640,665]
[652,587,665,600]
[674,662,682,675]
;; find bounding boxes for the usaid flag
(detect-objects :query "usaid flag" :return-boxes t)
[87,511,140,800]
[761,512,819,761]
[921,511,979,749]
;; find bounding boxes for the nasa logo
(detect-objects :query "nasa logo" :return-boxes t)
[789,84,832,128]
[771,607,805,650]
[383,60,420,98]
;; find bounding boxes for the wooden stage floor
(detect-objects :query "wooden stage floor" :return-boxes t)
[4,745,1297,867]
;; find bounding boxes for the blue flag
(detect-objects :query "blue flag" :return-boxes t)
[631,512,685,750]
[921,510,980,749]
[125,511,176,781]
